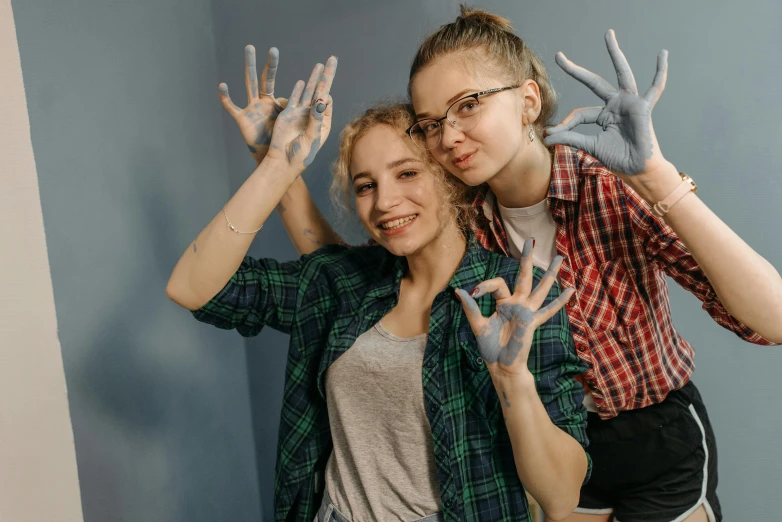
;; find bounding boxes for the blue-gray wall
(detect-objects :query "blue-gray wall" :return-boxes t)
[12,0,262,520]
[12,0,782,520]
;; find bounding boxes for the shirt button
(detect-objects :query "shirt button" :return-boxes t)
[429,404,438,415]
[445,499,453,508]
[427,359,436,369]
[476,357,484,365]
[568,296,577,307]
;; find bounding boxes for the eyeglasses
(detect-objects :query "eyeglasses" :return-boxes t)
[407,85,520,150]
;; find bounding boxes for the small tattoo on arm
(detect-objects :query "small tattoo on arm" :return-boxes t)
[502,391,511,408]
[192,242,197,253]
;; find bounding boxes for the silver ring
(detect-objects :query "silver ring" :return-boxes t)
[260,91,274,97]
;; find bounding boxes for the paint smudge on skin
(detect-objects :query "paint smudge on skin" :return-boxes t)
[192,242,197,254]
[473,302,534,366]
[303,137,320,167]
[521,238,533,258]
[303,229,323,247]
[245,46,259,98]
[502,391,511,408]
[253,121,275,145]
[247,145,257,154]
[264,47,279,94]
[287,140,301,164]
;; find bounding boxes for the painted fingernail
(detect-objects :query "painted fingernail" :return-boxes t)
[470,287,480,297]
[532,238,536,248]
[316,103,326,113]
[218,84,228,95]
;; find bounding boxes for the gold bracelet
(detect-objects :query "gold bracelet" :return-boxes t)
[222,208,263,235]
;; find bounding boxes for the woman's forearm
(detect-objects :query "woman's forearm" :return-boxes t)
[166,157,300,310]
[493,373,588,521]
[630,162,782,342]
[277,176,344,255]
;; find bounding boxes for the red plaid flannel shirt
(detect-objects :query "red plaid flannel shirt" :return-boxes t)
[472,145,776,419]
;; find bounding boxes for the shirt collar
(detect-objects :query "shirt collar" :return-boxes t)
[548,144,581,202]
[448,239,491,293]
[364,239,491,300]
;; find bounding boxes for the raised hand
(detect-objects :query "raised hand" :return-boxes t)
[455,239,575,377]
[544,30,669,176]
[217,46,286,163]
[267,56,337,170]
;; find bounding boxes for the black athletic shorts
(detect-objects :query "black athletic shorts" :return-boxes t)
[575,381,722,522]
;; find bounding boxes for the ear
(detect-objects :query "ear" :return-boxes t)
[518,79,542,125]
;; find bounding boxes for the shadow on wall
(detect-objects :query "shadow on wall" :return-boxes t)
[67,145,261,522]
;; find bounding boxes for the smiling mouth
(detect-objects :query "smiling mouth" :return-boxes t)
[453,151,476,168]
[379,215,418,230]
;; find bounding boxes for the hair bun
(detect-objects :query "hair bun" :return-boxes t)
[458,4,514,32]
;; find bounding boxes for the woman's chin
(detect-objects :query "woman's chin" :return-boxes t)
[445,164,494,188]
[379,237,421,258]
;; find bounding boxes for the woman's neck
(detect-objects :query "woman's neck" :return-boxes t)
[404,222,467,296]
[489,141,553,209]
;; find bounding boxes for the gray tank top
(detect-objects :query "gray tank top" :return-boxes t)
[324,322,441,522]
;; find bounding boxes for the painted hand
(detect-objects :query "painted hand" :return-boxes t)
[455,238,575,377]
[544,30,669,176]
[267,56,337,170]
[217,46,286,163]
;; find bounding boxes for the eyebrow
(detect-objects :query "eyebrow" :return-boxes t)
[351,157,423,181]
[415,89,475,119]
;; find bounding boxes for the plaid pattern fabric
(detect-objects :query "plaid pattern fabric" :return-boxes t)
[472,145,777,420]
[192,241,589,522]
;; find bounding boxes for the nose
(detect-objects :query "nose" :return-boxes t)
[375,181,403,213]
[439,121,464,150]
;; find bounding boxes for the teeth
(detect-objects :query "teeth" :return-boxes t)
[381,215,417,230]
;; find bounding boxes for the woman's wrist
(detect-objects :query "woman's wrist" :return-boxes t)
[623,160,682,204]
[256,154,304,186]
[490,368,537,403]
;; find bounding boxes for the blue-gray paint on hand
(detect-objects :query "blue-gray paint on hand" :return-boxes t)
[245,45,259,98]
[286,140,301,164]
[265,47,279,94]
[303,137,320,167]
[543,30,666,175]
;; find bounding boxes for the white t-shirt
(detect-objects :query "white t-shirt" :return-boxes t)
[497,198,598,413]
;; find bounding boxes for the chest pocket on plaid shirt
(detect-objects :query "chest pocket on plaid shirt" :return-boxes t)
[458,331,502,423]
[574,260,643,331]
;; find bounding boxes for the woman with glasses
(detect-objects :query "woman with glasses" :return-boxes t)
[273,7,782,522]
[167,50,591,521]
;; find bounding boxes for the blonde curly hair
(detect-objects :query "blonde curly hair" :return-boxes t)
[330,102,476,237]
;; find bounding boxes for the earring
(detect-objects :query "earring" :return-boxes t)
[528,125,535,142]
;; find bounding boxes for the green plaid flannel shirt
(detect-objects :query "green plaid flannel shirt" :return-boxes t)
[192,241,589,522]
